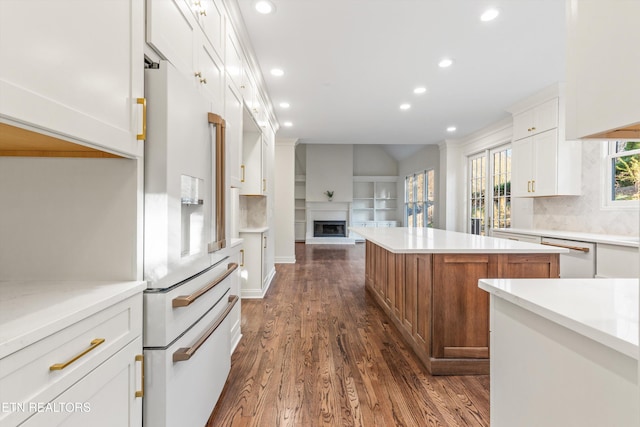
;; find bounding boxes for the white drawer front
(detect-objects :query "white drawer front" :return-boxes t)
[143,260,237,347]
[144,292,237,427]
[0,294,142,427]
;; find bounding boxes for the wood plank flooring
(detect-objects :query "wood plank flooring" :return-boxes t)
[207,243,489,427]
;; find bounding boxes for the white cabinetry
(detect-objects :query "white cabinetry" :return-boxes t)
[508,89,581,198]
[352,177,399,224]
[0,284,144,427]
[239,231,269,298]
[491,230,541,244]
[241,110,266,195]
[566,1,640,140]
[225,83,244,188]
[596,243,640,279]
[0,0,145,157]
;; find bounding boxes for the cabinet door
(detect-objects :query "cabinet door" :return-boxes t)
[20,338,142,427]
[533,98,559,135]
[196,0,225,58]
[498,253,559,279]
[238,232,263,297]
[225,83,244,188]
[0,0,144,157]
[195,38,225,112]
[512,109,535,141]
[511,138,534,197]
[147,0,197,81]
[225,30,244,89]
[432,254,494,359]
[531,129,558,196]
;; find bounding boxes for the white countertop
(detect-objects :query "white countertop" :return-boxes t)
[479,278,639,359]
[239,226,269,233]
[0,280,146,359]
[350,227,568,254]
[493,227,639,248]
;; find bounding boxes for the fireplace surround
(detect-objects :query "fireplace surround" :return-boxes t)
[313,220,347,237]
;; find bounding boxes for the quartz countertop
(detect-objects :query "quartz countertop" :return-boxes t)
[479,278,639,359]
[239,227,269,233]
[493,227,639,248]
[350,227,568,254]
[0,280,146,359]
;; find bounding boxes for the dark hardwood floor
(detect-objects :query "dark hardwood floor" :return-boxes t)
[207,243,489,427]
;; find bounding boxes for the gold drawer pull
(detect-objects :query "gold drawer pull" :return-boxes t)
[136,98,147,141]
[540,242,590,253]
[240,249,245,267]
[135,354,144,398]
[173,295,239,362]
[241,165,245,182]
[50,338,105,371]
[172,263,238,307]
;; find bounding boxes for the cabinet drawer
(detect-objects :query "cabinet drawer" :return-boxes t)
[0,294,142,427]
[596,243,640,278]
[491,231,541,244]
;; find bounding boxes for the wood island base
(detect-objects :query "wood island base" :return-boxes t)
[364,240,559,376]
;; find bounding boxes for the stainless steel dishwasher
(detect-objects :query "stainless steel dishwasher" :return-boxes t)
[540,237,596,278]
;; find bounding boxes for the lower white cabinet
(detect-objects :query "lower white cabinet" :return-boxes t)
[239,231,273,298]
[596,243,639,278]
[0,288,143,427]
[20,338,142,427]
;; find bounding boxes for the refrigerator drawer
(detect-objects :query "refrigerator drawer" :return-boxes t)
[143,292,238,427]
[540,237,595,278]
[144,260,237,347]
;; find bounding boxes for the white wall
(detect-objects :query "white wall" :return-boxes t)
[354,145,397,176]
[306,144,354,202]
[0,157,140,280]
[274,139,297,263]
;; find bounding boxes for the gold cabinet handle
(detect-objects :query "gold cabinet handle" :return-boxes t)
[263,178,266,192]
[540,242,590,253]
[531,126,536,131]
[532,180,535,192]
[135,354,144,398]
[200,9,207,16]
[263,236,267,249]
[240,249,245,267]
[173,295,239,362]
[200,77,207,84]
[173,263,238,307]
[136,98,146,141]
[50,338,105,371]
[527,181,531,192]
[241,165,245,182]
[194,71,202,77]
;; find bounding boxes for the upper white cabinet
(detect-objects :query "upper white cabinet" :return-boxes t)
[0,0,145,158]
[508,87,581,198]
[565,1,640,140]
[194,0,225,57]
[512,98,558,141]
[225,83,244,188]
[224,29,244,90]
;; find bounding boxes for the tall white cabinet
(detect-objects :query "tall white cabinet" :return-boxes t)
[508,85,582,198]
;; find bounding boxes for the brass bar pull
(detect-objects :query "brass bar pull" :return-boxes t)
[50,338,105,371]
[540,242,590,253]
[240,249,245,267]
[135,354,144,398]
[263,178,266,192]
[136,98,146,140]
[241,165,245,182]
[527,181,531,192]
[172,263,238,307]
[173,295,239,362]
[532,180,535,192]
[263,236,267,249]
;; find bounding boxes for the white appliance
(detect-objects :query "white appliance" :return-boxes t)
[142,60,236,427]
[540,237,595,278]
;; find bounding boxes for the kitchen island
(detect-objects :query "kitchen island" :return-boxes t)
[479,278,638,426]
[351,227,566,375]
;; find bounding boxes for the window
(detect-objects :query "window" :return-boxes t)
[468,145,511,235]
[605,141,640,208]
[405,169,435,227]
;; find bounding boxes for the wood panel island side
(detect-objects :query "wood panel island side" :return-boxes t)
[351,227,566,375]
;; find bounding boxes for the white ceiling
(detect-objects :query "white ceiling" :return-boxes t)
[236,0,566,156]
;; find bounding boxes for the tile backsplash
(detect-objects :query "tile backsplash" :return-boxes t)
[533,142,639,236]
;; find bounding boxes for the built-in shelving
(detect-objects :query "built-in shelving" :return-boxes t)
[294,175,306,241]
[352,176,399,225]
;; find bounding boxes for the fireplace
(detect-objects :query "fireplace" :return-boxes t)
[313,220,347,237]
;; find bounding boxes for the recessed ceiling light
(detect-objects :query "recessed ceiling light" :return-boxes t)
[279,102,290,108]
[480,8,500,22]
[283,121,293,127]
[438,58,453,68]
[413,87,427,94]
[270,68,284,77]
[255,0,275,14]
[447,126,457,132]
[400,103,411,110]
